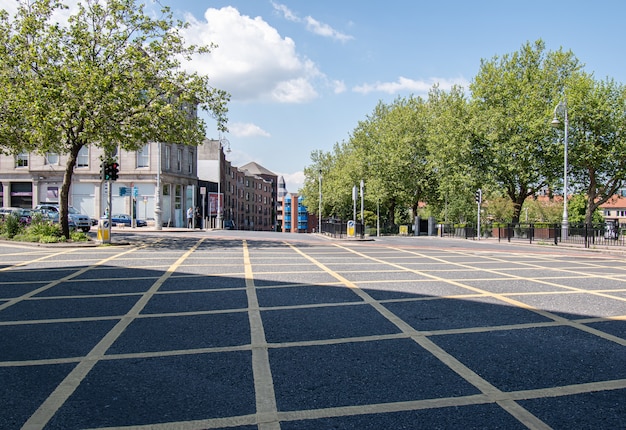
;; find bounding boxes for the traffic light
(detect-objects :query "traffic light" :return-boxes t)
[475,189,482,204]
[110,162,119,181]
[101,161,119,181]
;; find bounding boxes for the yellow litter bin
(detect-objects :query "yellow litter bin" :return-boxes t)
[347,220,355,237]
[97,220,110,242]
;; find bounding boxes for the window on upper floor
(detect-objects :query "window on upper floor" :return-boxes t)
[137,144,150,168]
[176,148,182,171]
[15,152,28,167]
[163,145,171,170]
[188,149,193,174]
[76,146,89,167]
[45,152,59,165]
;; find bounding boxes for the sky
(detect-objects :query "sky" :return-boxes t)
[2,1,626,193]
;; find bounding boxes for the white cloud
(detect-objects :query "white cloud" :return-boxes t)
[271,2,353,43]
[278,171,305,193]
[353,76,470,95]
[180,6,321,104]
[331,80,347,94]
[229,122,271,138]
[304,16,353,42]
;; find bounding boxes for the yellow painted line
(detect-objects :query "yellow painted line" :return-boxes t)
[87,378,626,429]
[0,247,79,271]
[0,246,143,312]
[242,240,280,430]
[21,238,205,430]
[386,246,626,346]
[286,242,551,430]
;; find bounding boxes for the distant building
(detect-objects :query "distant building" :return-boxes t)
[600,195,626,226]
[0,142,199,227]
[275,176,314,233]
[197,139,276,230]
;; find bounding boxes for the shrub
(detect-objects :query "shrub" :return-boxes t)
[28,220,62,237]
[70,231,89,242]
[1,213,23,238]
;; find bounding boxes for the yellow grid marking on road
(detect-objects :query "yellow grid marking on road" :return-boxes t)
[0,246,144,313]
[387,246,626,346]
[0,247,79,271]
[242,240,280,430]
[287,242,552,430]
[21,238,204,430]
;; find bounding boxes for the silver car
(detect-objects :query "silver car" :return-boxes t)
[35,204,91,232]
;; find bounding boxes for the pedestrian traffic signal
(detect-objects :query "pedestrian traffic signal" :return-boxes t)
[475,189,482,204]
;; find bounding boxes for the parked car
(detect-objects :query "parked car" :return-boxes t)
[223,220,236,230]
[34,204,91,232]
[0,207,32,224]
[102,214,147,227]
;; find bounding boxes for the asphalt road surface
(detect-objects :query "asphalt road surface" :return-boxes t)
[1,231,625,429]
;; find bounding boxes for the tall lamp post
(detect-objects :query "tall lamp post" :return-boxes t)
[551,98,569,241]
[318,170,322,233]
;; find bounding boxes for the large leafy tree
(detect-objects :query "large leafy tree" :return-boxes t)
[565,73,626,226]
[0,0,229,238]
[425,85,476,223]
[470,40,581,223]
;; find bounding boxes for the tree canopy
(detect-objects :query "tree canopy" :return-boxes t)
[301,40,626,229]
[0,0,229,237]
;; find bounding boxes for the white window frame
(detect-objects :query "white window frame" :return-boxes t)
[165,145,171,170]
[76,146,89,167]
[137,144,150,168]
[45,152,59,165]
[15,152,29,167]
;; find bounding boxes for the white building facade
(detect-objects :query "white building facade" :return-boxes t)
[0,142,198,228]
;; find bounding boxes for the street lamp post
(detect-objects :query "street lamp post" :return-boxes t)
[318,170,322,234]
[360,179,364,227]
[551,98,569,241]
[155,142,162,231]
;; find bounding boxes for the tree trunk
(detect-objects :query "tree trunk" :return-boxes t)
[60,144,81,239]
[388,198,396,226]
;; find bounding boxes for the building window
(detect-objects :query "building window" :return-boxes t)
[45,152,59,165]
[165,145,171,170]
[15,152,28,167]
[188,149,193,174]
[137,144,149,168]
[176,148,182,171]
[77,146,89,167]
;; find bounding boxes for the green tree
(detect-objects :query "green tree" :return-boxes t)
[564,73,626,226]
[470,40,581,223]
[425,85,476,223]
[567,193,604,225]
[0,0,229,238]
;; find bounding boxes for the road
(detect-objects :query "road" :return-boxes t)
[1,231,625,429]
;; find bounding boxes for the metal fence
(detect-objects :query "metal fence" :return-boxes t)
[320,220,365,239]
[438,223,626,248]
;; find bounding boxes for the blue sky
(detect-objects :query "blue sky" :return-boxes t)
[3,0,626,192]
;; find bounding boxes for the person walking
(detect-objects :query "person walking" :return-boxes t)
[187,206,193,229]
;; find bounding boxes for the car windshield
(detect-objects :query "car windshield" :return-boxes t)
[67,207,80,214]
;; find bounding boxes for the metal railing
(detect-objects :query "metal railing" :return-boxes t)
[438,223,625,248]
[320,220,365,239]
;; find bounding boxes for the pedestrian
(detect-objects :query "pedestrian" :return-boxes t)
[187,206,193,228]
[194,206,201,229]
